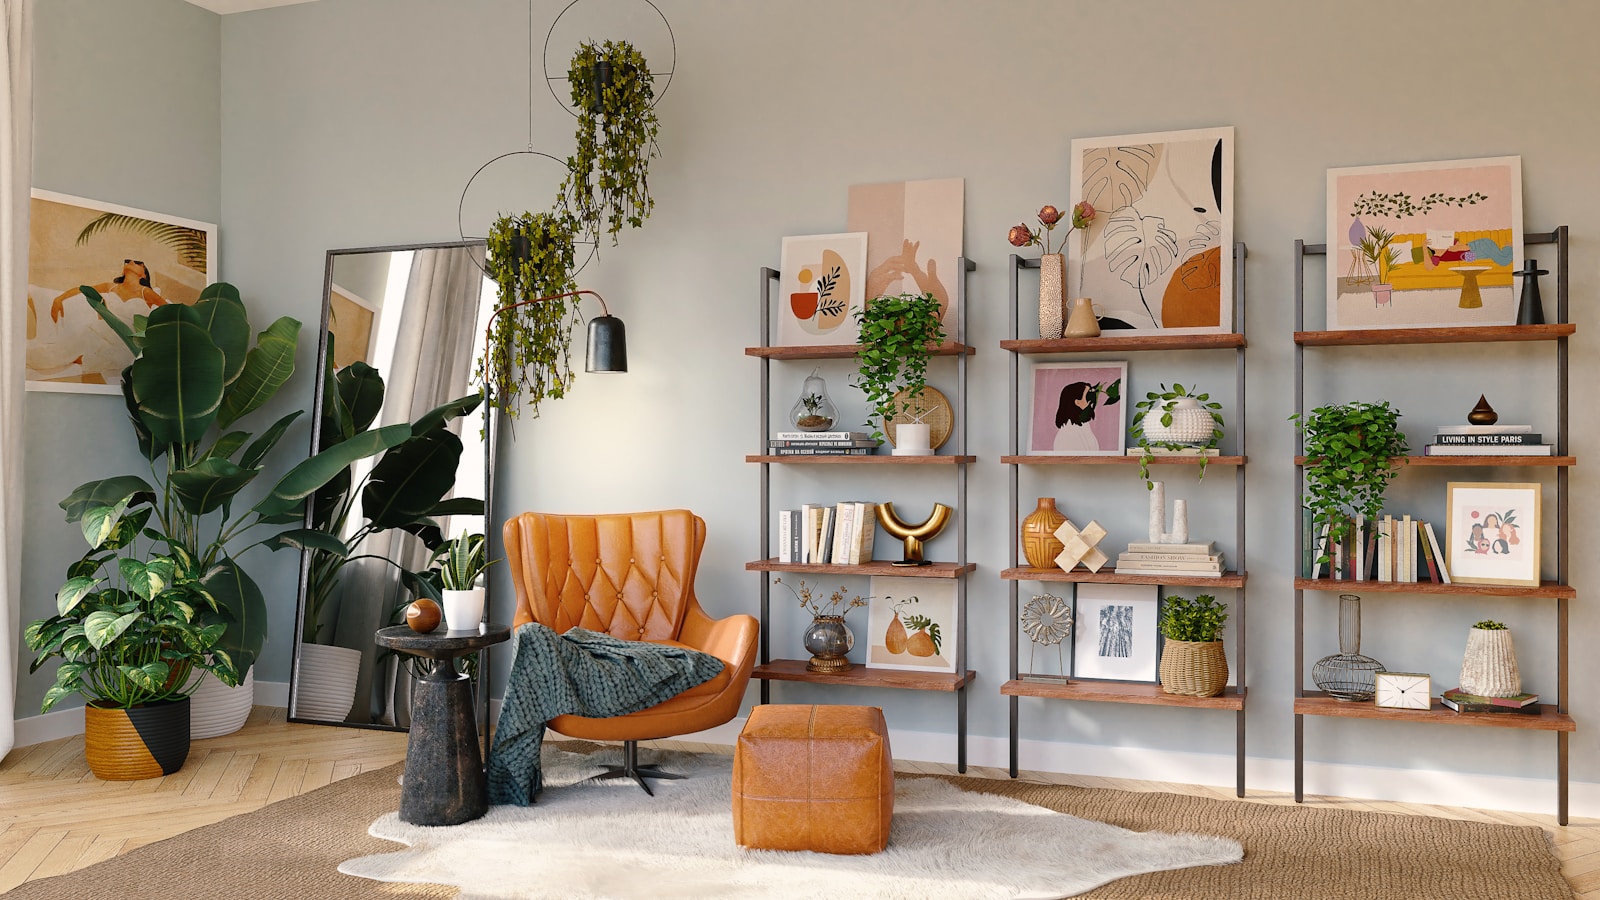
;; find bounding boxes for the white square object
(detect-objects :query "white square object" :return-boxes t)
[1374,672,1432,710]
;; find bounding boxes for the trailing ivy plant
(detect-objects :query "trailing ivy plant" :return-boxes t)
[1129,382,1224,489]
[562,40,660,248]
[1291,400,1410,565]
[851,292,946,443]
[479,210,579,421]
[1158,594,1229,643]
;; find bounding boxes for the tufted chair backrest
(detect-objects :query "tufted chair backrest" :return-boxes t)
[504,510,703,642]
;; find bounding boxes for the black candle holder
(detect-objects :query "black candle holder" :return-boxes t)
[1514,259,1549,326]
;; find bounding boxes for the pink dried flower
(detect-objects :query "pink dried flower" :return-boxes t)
[1007,224,1035,248]
[1037,205,1063,226]
[1071,201,1096,230]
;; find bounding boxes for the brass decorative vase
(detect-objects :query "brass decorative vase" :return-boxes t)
[1039,253,1066,340]
[1021,498,1068,569]
[803,616,854,673]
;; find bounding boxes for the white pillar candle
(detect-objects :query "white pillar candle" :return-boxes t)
[891,423,933,456]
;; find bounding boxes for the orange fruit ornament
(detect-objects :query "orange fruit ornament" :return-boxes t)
[405,598,442,633]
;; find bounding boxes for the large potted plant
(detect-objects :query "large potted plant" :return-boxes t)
[26,284,406,772]
[1292,400,1410,568]
[480,210,579,421]
[1157,593,1230,697]
[851,291,946,447]
[562,39,660,248]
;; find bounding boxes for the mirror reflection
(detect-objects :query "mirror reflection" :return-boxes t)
[289,242,493,728]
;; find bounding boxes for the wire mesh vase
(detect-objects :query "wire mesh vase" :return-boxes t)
[1313,594,1385,701]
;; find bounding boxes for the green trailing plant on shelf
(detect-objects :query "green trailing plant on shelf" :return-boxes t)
[1473,619,1508,631]
[1291,399,1410,566]
[1159,594,1229,643]
[562,39,661,247]
[480,210,580,421]
[1129,382,1224,489]
[851,291,946,442]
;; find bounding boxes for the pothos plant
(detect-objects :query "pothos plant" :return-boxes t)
[1291,400,1410,565]
[1129,382,1224,488]
[562,39,660,248]
[480,210,579,421]
[851,292,946,443]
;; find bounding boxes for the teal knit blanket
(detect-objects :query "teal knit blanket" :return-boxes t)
[486,623,725,805]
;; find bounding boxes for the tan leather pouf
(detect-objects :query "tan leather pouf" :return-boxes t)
[732,704,893,854]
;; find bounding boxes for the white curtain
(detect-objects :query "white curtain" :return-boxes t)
[0,0,32,763]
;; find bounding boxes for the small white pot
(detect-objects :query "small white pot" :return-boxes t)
[443,588,486,632]
[891,422,933,456]
[1140,397,1215,446]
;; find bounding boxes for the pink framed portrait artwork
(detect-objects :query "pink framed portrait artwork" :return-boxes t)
[1027,361,1127,456]
[1445,482,1541,588]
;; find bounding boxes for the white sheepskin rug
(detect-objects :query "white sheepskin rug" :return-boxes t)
[339,747,1242,899]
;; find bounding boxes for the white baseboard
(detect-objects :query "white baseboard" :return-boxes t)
[13,705,84,748]
[254,679,289,709]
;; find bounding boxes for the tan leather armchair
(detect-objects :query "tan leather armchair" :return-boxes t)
[503,509,759,792]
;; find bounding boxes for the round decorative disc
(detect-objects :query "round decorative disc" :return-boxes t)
[884,386,954,450]
[1021,594,1072,646]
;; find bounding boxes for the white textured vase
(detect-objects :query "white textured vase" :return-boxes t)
[443,588,487,632]
[293,643,363,722]
[1460,628,1521,698]
[1038,253,1066,340]
[188,668,254,739]
[1140,397,1215,445]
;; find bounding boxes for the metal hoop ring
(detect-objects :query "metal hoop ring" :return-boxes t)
[542,0,676,118]
[455,149,597,278]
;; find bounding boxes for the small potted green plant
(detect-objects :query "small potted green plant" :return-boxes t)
[1291,400,1410,568]
[562,39,660,248]
[433,531,493,632]
[1130,382,1224,488]
[1460,619,1521,699]
[481,210,580,421]
[1157,594,1230,697]
[851,291,946,446]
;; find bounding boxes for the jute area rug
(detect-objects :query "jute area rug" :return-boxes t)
[8,743,1573,900]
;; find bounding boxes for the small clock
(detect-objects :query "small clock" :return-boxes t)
[1374,671,1431,710]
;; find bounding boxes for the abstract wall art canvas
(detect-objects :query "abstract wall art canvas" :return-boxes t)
[1070,583,1158,683]
[1027,361,1127,456]
[866,576,958,674]
[1326,156,1522,330]
[1446,481,1541,588]
[777,232,869,347]
[1068,127,1233,335]
[26,190,217,393]
[847,177,964,328]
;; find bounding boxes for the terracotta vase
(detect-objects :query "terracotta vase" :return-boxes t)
[1021,498,1068,569]
[1038,254,1066,340]
[1064,297,1101,338]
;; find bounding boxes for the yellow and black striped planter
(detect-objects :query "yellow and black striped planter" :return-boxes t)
[84,698,191,781]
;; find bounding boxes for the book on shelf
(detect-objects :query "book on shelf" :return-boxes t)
[768,438,882,448]
[1416,520,1441,583]
[1377,516,1391,582]
[1421,444,1554,457]
[1439,696,1543,715]
[1124,447,1222,456]
[1310,523,1330,580]
[1435,424,1533,435]
[1423,522,1452,584]
[1433,433,1543,445]
[777,509,798,563]
[1354,514,1366,582]
[849,501,877,564]
[830,502,856,566]
[1400,514,1414,583]
[1114,567,1223,578]
[1117,551,1225,564]
[772,431,872,441]
[1442,688,1540,708]
[769,446,877,456]
[1113,557,1223,572]
[1125,541,1215,555]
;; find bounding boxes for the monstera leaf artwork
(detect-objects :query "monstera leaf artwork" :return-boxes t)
[1080,144,1161,213]
[1104,208,1180,324]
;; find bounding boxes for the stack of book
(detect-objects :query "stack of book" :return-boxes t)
[1422,424,1553,457]
[777,502,878,565]
[1304,513,1452,584]
[1115,542,1223,577]
[1439,688,1542,715]
[767,431,881,457]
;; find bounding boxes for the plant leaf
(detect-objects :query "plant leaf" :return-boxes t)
[56,577,101,615]
[77,286,140,355]
[411,392,484,436]
[170,457,260,515]
[131,316,226,446]
[84,610,140,651]
[60,476,155,523]
[239,410,304,471]
[253,423,411,519]
[361,430,463,530]
[201,558,266,677]
[218,317,300,429]
[191,287,251,386]
[262,528,349,556]
[335,362,385,436]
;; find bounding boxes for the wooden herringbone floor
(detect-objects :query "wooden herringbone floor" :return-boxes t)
[2,707,1597,895]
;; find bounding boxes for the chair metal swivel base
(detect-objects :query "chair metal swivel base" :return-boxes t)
[591,740,684,796]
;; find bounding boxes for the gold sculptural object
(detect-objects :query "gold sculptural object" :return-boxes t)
[876,502,952,566]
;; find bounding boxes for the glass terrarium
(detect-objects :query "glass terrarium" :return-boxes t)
[789,369,838,432]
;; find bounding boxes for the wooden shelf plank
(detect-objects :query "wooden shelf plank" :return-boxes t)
[1294,324,1575,346]
[1001,333,1246,354]
[1003,455,1245,466]
[749,454,974,465]
[1003,567,1247,588]
[1001,679,1245,710]
[1295,694,1574,731]
[745,342,975,359]
[746,559,975,578]
[753,659,975,692]
[1294,455,1575,468]
[1294,577,1575,599]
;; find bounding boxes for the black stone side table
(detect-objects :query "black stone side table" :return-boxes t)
[375,623,511,826]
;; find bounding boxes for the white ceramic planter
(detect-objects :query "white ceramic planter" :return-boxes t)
[443,588,486,632]
[188,668,255,739]
[891,423,933,456]
[1140,397,1215,445]
[293,643,363,722]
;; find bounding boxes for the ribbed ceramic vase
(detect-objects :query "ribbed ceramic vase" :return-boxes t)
[1021,497,1068,569]
[85,698,190,781]
[1039,254,1066,340]
[188,668,254,740]
[1460,627,1521,698]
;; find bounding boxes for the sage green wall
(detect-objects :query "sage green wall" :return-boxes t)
[18,0,222,717]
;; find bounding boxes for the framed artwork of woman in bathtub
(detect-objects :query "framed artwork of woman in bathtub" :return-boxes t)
[1326,156,1522,331]
[25,189,217,393]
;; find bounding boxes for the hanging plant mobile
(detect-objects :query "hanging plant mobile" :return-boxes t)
[562,40,661,247]
[479,210,580,420]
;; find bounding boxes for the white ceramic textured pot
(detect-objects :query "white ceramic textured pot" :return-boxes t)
[188,667,255,739]
[1140,397,1215,445]
[1460,627,1521,698]
[443,588,486,632]
[293,643,363,722]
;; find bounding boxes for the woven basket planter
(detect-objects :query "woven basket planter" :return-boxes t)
[1460,627,1521,698]
[85,698,190,781]
[1159,639,1229,697]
